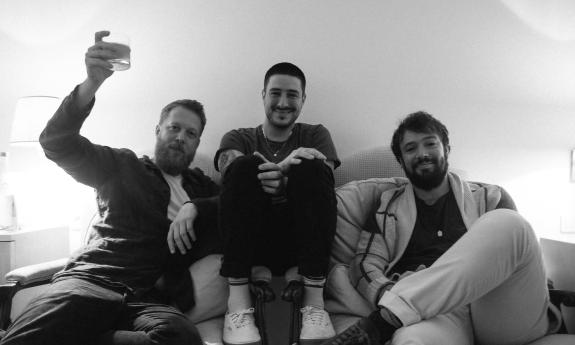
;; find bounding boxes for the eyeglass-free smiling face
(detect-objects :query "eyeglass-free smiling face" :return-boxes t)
[400,130,450,191]
[262,74,306,130]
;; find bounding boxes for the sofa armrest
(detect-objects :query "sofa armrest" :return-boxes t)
[0,281,17,329]
[5,258,67,287]
[0,258,67,330]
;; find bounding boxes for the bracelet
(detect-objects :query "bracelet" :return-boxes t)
[183,200,194,205]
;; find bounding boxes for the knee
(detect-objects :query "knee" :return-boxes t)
[479,209,536,244]
[225,155,261,176]
[483,209,529,230]
[289,159,333,186]
[222,155,262,185]
[290,158,325,176]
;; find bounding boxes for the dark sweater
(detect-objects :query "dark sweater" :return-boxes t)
[39,86,219,300]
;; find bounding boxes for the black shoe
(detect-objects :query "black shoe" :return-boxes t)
[320,311,395,345]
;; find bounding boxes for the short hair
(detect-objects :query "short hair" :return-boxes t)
[159,99,206,134]
[263,62,306,94]
[391,111,449,163]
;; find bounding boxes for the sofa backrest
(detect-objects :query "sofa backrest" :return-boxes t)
[334,146,404,188]
[330,146,405,267]
[190,152,221,185]
[193,145,405,188]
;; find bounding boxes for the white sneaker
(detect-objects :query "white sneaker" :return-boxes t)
[299,305,336,344]
[222,308,261,345]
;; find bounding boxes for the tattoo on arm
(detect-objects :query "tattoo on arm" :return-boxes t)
[218,149,244,175]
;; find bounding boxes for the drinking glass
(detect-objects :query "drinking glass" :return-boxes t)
[103,32,131,71]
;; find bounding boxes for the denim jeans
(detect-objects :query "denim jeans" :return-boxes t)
[219,155,337,278]
[0,278,202,345]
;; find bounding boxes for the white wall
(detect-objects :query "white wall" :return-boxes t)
[1,0,574,240]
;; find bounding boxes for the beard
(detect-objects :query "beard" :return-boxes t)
[154,139,195,176]
[404,155,449,191]
[266,106,298,129]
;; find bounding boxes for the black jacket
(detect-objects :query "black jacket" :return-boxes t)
[39,86,219,303]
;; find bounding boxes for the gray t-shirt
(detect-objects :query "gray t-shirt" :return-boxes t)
[214,123,340,170]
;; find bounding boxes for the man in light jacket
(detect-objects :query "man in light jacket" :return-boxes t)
[324,111,561,345]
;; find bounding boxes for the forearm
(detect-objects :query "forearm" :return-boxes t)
[40,86,94,154]
[76,78,104,109]
[39,85,119,188]
[351,255,394,306]
[217,149,244,176]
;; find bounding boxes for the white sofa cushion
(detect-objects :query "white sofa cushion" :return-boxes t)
[186,254,228,324]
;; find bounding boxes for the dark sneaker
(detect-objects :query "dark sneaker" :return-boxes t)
[321,311,395,345]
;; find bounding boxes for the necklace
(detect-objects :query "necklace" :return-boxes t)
[262,127,291,157]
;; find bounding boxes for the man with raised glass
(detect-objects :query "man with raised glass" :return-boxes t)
[0,31,219,345]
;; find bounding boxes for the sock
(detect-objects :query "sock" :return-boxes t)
[302,276,326,309]
[366,308,401,343]
[378,306,402,328]
[227,277,251,313]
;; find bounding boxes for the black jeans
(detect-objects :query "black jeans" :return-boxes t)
[219,155,337,278]
[0,278,202,345]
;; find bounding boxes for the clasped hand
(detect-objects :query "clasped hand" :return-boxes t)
[278,147,326,172]
[253,147,326,195]
[254,152,285,195]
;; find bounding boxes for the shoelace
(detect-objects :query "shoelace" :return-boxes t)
[228,308,256,329]
[301,306,328,326]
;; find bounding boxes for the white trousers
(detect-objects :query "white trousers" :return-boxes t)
[380,209,559,345]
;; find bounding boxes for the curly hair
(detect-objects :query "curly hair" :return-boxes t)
[391,111,449,163]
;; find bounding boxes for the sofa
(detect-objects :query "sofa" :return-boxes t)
[1,146,574,345]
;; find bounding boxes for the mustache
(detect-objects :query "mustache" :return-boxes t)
[167,142,184,152]
[273,106,296,112]
[414,156,436,166]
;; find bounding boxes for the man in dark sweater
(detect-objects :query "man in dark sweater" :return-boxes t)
[0,31,219,345]
[214,62,340,345]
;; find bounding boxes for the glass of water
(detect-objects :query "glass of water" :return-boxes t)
[103,32,131,71]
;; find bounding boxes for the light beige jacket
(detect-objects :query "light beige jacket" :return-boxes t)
[326,173,508,315]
